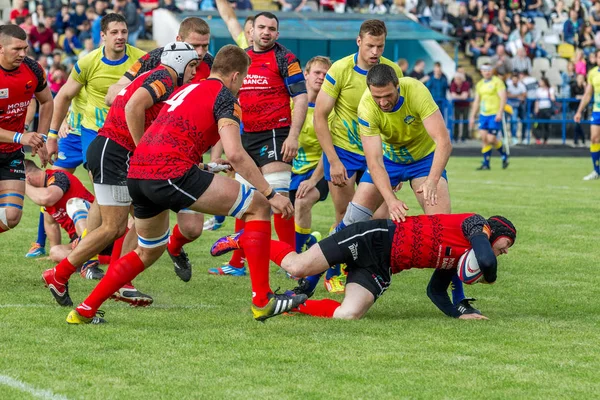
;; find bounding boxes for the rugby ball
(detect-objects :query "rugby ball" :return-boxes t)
[457,249,483,285]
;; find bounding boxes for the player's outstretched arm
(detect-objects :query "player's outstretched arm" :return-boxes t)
[574,83,593,122]
[106,75,132,106]
[215,0,243,42]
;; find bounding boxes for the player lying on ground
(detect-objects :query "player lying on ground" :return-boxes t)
[212,213,517,320]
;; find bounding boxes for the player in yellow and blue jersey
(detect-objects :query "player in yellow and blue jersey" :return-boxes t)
[469,64,509,171]
[574,51,600,181]
[289,56,332,256]
[313,20,402,293]
[48,13,146,168]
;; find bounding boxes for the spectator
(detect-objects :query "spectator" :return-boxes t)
[61,27,83,61]
[118,0,142,45]
[409,59,427,81]
[490,43,512,77]
[581,23,596,56]
[456,66,474,86]
[551,1,569,35]
[523,0,544,19]
[451,2,474,46]
[506,72,527,144]
[42,0,62,16]
[512,47,532,74]
[78,20,92,43]
[564,9,582,46]
[49,64,67,97]
[69,3,88,34]
[30,23,55,53]
[38,55,51,75]
[32,4,47,27]
[572,0,586,23]
[506,0,523,15]
[570,74,587,146]
[493,7,512,44]
[484,0,497,22]
[574,48,587,75]
[78,38,95,59]
[234,0,254,10]
[520,70,539,142]
[50,49,62,68]
[507,22,529,56]
[449,72,472,142]
[587,50,597,70]
[418,0,433,26]
[469,18,495,60]
[53,5,71,35]
[9,0,29,24]
[430,0,454,36]
[467,0,483,20]
[425,61,449,108]
[40,42,54,59]
[534,77,556,145]
[525,17,547,58]
[161,0,183,13]
[589,1,600,33]
[19,15,35,35]
[389,0,406,15]
[396,58,409,75]
[369,0,388,15]
[560,61,576,98]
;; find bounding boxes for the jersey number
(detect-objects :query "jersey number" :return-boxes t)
[165,84,199,112]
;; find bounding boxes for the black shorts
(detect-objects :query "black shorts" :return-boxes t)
[289,177,329,207]
[127,166,214,219]
[242,128,292,168]
[0,149,25,181]
[87,136,131,186]
[318,219,394,301]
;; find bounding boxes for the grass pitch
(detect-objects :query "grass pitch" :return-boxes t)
[1,157,599,399]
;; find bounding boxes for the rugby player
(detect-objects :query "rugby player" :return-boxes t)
[313,20,403,292]
[212,214,517,320]
[42,42,200,306]
[66,45,306,324]
[574,49,600,181]
[211,12,308,276]
[0,24,52,236]
[469,64,509,171]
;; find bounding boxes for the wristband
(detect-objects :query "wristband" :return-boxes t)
[262,186,276,200]
[41,134,47,143]
[48,129,59,139]
[12,132,23,144]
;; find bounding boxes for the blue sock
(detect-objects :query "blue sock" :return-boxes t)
[591,144,600,174]
[451,275,465,304]
[305,273,323,293]
[325,264,341,279]
[295,231,310,253]
[214,215,226,224]
[495,141,506,159]
[332,220,346,235]
[36,211,46,247]
[482,145,492,167]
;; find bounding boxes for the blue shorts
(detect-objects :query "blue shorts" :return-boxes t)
[478,115,500,134]
[360,152,447,187]
[291,168,315,191]
[591,112,600,126]
[81,126,99,166]
[54,133,83,169]
[323,146,367,182]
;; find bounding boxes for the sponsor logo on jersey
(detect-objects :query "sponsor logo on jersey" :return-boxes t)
[403,115,415,125]
[9,159,22,167]
[0,88,8,99]
[348,242,359,260]
[25,81,33,90]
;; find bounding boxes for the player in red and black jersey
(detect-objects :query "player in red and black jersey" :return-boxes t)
[42,42,199,308]
[106,17,213,106]
[24,161,95,261]
[0,25,53,236]
[66,45,306,325]
[212,213,517,320]
[218,12,309,276]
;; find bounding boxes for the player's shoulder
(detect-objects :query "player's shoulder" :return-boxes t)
[380,57,403,76]
[22,57,45,78]
[330,53,356,71]
[77,47,103,67]
[127,44,147,60]
[399,76,426,90]
[203,52,214,68]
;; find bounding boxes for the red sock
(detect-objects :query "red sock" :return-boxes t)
[297,299,341,318]
[98,255,110,264]
[54,257,78,284]
[77,251,146,318]
[110,230,127,265]
[167,224,193,256]
[273,213,295,249]
[270,239,295,266]
[228,218,245,268]
[240,220,272,307]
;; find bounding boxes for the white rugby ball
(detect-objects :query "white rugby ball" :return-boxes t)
[457,249,483,285]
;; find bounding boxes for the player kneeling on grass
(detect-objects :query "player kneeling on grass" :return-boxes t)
[212,213,516,320]
[66,45,306,325]
[24,161,97,263]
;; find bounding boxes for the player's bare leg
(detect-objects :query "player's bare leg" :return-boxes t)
[261,161,295,248]
[168,211,205,282]
[331,283,374,320]
[328,174,358,224]
[410,176,451,215]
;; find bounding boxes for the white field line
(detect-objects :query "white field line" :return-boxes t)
[0,304,217,310]
[0,375,68,400]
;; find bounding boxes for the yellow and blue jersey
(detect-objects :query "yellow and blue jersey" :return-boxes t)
[320,53,403,155]
[235,32,249,49]
[475,75,505,116]
[293,102,323,175]
[71,44,146,132]
[357,77,438,164]
[67,87,86,135]
[587,66,600,112]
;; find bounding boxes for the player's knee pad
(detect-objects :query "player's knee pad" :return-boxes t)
[0,193,24,229]
[234,173,254,188]
[342,202,373,226]
[93,184,131,206]
[264,171,291,193]
[138,229,170,249]
[66,198,90,224]
[228,184,255,219]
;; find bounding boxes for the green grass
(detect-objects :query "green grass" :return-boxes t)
[1,157,599,399]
